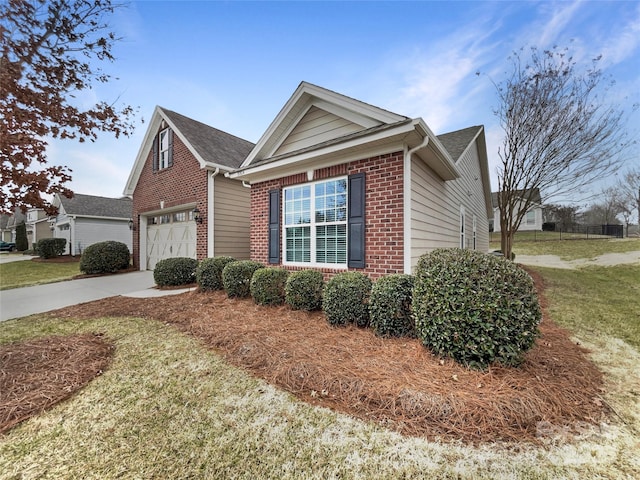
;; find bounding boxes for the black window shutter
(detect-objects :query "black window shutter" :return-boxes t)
[268,189,280,264]
[167,128,174,167]
[348,173,366,268]
[152,133,159,171]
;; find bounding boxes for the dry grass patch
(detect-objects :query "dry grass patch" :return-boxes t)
[0,333,114,434]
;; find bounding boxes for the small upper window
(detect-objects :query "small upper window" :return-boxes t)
[159,128,171,170]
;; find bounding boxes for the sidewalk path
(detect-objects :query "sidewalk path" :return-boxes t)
[516,251,640,269]
[0,271,194,322]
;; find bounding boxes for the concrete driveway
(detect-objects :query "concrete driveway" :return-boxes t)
[0,270,194,322]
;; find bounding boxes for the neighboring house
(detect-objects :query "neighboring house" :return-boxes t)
[490,189,543,232]
[25,208,53,246]
[229,82,492,279]
[1,209,52,246]
[51,193,133,256]
[124,106,254,270]
[3,210,25,244]
[0,214,12,242]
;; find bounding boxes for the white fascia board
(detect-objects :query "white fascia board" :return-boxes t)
[71,215,130,222]
[411,119,461,181]
[229,121,416,183]
[240,84,311,169]
[140,201,197,217]
[123,106,164,196]
[240,82,407,169]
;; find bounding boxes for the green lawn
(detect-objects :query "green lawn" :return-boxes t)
[490,237,640,260]
[1,263,639,478]
[0,260,80,290]
[535,264,640,349]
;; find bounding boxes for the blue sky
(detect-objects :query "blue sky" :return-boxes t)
[47,0,640,201]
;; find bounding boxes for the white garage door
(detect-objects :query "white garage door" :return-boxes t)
[146,217,196,270]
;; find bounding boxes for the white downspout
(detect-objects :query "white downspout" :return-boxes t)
[404,136,430,274]
[207,167,219,257]
[69,216,76,256]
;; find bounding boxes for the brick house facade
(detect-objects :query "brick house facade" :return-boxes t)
[250,153,405,280]
[230,82,493,278]
[131,131,209,268]
[125,106,254,270]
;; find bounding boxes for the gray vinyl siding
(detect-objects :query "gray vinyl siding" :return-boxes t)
[74,218,132,255]
[411,140,489,269]
[274,106,362,156]
[213,176,250,259]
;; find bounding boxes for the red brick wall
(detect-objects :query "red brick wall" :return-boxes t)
[250,152,404,280]
[131,131,208,268]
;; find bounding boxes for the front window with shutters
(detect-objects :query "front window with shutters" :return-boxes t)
[159,128,171,169]
[283,178,348,266]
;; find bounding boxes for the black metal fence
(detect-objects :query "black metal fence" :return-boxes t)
[490,224,625,243]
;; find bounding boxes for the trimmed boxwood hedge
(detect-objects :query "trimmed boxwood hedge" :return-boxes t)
[196,256,235,291]
[369,274,415,338]
[222,260,265,298]
[79,241,130,274]
[323,271,372,327]
[153,257,198,287]
[285,270,324,311]
[412,248,541,370]
[250,267,289,306]
[35,238,67,259]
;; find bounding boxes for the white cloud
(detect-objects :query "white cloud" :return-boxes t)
[378,18,502,134]
[600,4,640,67]
[535,0,583,48]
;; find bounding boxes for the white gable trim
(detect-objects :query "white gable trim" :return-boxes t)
[240,82,407,169]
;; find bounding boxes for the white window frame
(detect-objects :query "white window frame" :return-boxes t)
[459,205,466,249]
[159,128,170,170]
[525,210,536,225]
[282,177,348,268]
[472,214,477,250]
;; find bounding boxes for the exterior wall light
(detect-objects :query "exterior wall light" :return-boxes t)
[193,207,203,224]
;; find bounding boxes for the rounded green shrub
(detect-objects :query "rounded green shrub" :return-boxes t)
[35,238,67,259]
[323,271,372,327]
[369,274,415,338]
[285,270,324,311]
[412,248,541,370]
[153,257,198,287]
[222,260,265,298]
[250,267,289,306]
[79,241,130,274]
[196,256,236,291]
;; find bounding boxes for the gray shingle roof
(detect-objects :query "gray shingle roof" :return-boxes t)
[491,188,542,208]
[60,194,132,218]
[436,125,482,162]
[160,107,255,169]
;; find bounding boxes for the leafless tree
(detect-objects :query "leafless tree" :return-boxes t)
[614,167,640,232]
[580,187,624,226]
[0,0,136,214]
[491,46,635,259]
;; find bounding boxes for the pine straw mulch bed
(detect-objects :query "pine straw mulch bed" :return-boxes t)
[0,268,602,444]
[0,269,608,443]
[0,333,114,434]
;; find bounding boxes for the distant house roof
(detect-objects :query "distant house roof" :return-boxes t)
[57,193,132,219]
[491,188,542,208]
[0,214,10,230]
[160,107,255,170]
[6,211,25,228]
[437,126,484,163]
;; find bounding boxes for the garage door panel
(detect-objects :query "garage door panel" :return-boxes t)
[146,221,196,270]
